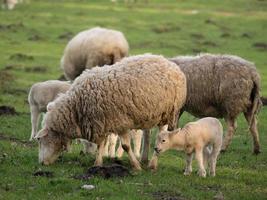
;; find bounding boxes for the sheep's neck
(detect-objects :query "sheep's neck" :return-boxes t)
[171,132,186,151]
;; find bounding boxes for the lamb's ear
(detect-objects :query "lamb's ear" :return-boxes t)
[47,102,55,111]
[34,129,48,140]
[169,128,181,136]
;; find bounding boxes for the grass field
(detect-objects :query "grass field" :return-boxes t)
[0,0,267,199]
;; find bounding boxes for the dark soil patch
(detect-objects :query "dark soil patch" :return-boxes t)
[25,66,47,73]
[0,132,34,147]
[152,24,181,34]
[9,53,34,61]
[3,88,28,95]
[0,22,24,32]
[152,191,187,200]
[192,48,206,53]
[205,18,216,25]
[261,97,267,106]
[221,32,231,38]
[0,70,14,89]
[202,41,218,47]
[241,33,252,38]
[28,34,44,41]
[58,31,74,40]
[74,164,131,180]
[58,74,67,81]
[33,170,54,178]
[190,33,205,40]
[253,42,267,51]
[0,106,17,115]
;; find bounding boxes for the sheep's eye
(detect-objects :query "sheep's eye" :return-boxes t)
[162,139,166,143]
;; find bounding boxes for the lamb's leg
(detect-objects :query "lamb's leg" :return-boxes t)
[120,132,142,170]
[203,146,212,168]
[94,138,106,166]
[184,153,193,175]
[132,129,143,159]
[116,139,124,158]
[209,143,221,177]
[109,133,118,158]
[195,147,206,177]
[221,117,237,152]
[244,112,261,154]
[30,106,40,141]
[141,129,151,164]
[148,151,158,170]
[103,135,110,157]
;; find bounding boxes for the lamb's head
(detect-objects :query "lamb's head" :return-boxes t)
[154,128,181,154]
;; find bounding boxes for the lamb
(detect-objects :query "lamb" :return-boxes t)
[149,117,223,177]
[28,80,71,141]
[35,54,187,170]
[104,130,143,158]
[61,27,129,80]
[169,54,262,154]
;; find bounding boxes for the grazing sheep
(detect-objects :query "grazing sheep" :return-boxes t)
[61,27,129,80]
[169,54,262,154]
[149,117,223,177]
[28,80,71,141]
[35,54,187,170]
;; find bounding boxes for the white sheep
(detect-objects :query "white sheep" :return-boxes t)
[35,54,187,170]
[169,54,262,154]
[28,80,71,141]
[61,27,129,80]
[149,117,223,177]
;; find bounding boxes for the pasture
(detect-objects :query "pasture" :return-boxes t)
[0,0,266,199]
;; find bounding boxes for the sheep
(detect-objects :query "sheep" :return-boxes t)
[149,117,223,177]
[35,54,187,170]
[28,80,71,141]
[2,0,23,10]
[61,27,129,80]
[168,54,262,154]
[104,129,143,158]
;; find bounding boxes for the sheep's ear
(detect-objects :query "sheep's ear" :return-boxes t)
[47,102,55,111]
[34,129,48,140]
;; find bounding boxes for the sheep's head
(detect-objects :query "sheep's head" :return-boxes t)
[35,128,70,165]
[154,128,181,154]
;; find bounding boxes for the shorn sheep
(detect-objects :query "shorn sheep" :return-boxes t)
[35,54,187,170]
[28,80,71,140]
[61,27,129,80]
[149,117,223,177]
[169,54,262,154]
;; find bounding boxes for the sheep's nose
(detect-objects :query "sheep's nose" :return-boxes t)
[154,147,160,153]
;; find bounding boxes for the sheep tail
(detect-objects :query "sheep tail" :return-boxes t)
[249,72,262,126]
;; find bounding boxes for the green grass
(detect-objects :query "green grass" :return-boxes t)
[0,0,266,199]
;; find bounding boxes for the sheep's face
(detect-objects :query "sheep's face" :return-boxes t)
[35,129,69,165]
[154,131,171,154]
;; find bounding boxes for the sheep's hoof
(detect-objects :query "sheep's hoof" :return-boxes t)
[183,171,191,176]
[253,149,261,155]
[198,170,206,178]
[133,164,142,171]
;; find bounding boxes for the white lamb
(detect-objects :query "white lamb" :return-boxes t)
[149,117,223,177]
[28,80,71,140]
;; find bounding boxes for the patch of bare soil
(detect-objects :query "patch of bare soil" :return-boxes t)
[253,42,267,51]
[152,24,181,34]
[58,31,74,40]
[152,191,187,200]
[0,22,24,32]
[0,106,17,115]
[28,34,44,41]
[25,66,47,73]
[33,170,54,178]
[220,33,231,38]
[74,164,131,180]
[9,53,34,61]
[190,33,205,40]
[202,41,218,47]
[241,33,252,38]
[0,70,14,89]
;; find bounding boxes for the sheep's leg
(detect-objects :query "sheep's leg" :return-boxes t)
[203,146,212,168]
[120,132,142,170]
[148,151,158,170]
[109,133,118,158]
[221,117,237,152]
[94,139,106,166]
[30,106,40,141]
[195,147,206,177]
[103,135,110,157]
[209,144,221,177]
[244,112,261,154]
[132,130,143,159]
[141,129,151,164]
[116,139,124,158]
[184,153,193,175]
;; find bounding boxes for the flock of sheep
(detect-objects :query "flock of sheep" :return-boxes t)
[28,27,262,177]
